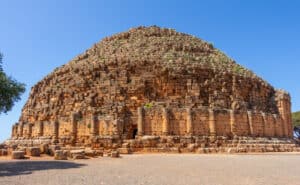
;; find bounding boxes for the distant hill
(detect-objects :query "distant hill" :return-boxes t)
[292,111,300,126]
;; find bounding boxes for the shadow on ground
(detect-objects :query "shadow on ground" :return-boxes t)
[0,161,86,177]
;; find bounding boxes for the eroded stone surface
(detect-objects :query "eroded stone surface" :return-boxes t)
[7,26,295,153]
[11,151,25,159]
[26,147,40,157]
[54,150,68,160]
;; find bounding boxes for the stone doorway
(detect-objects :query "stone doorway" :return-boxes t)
[129,125,138,139]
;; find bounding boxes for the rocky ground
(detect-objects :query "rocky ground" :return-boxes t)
[0,153,299,185]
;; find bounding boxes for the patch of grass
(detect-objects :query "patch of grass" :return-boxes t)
[233,65,243,74]
[87,123,91,129]
[144,102,153,109]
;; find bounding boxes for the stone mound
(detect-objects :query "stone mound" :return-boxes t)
[21,26,277,122]
[8,26,294,154]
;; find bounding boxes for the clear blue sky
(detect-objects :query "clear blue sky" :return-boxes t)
[0,0,299,142]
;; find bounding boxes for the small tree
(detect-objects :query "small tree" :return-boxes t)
[0,52,25,114]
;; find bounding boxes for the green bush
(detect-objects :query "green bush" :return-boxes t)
[0,52,25,114]
[144,102,153,109]
[293,111,300,126]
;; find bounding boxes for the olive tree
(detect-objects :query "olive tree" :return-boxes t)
[0,52,25,114]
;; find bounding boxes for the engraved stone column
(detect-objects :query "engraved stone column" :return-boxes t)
[281,117,287,138]
[103,120,109,136]
[38,121,44,137]
[162,107,169,136]
[52,120,59,141]
[186,108,193,135]
[113,119,120,137]
[137,107,144,136]
[275,115,283,137]
[272,114,278,137]
[276,91,292,138]
[230,110,237,136]
[247,111,254,136]
[18,122,24,137]
[11,124,16,138]
[15,124,18,137]
[27,123,33,138]
[208,109,216,137]
[261,112,267,137]
[71,113,77,144]
[90,114,97,136]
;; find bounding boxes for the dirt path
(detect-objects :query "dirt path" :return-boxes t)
[0,153,299,185]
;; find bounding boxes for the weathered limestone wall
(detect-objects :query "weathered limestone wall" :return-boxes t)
[11,90,293,142]
[138,106,291,138]
[58,119,72,137]
[251,113,264,136]
[234,112,250,136]
[144,110,163,136]
[169,109,187,136]
[98,119,114,136]
[11,106,292,141]
[42,121,54,137]
[193,110,210,136]
[215,110,230,136]
[276,90,293,138]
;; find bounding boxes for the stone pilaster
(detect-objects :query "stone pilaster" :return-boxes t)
[281,117,287,138]
[230,110,237,136]
[274,114,283,137]
[18,122,24,137]
[52,120,59,141]
[276,90,293,138]
[90,114,97,136]
[113,119,120,136]
[137,107,144,136]
[162,107,169,136]
[71,113,77,144]
[11,124,16,138]
[247,111,254,136]
[27,123,33,138]
[38,121,44,137]
[208,109,216,137]
[261,112,267,137]
[272,114,278,137]
[186,108,193,135]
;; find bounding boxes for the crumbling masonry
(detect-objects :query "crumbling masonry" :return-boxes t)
[8,26,296,153]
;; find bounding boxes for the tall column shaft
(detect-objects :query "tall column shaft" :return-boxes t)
[276,91,292,138]
[18,122,24,137]
[137,107,144,136]
[90,114,97,136]
[261,113,267,137]
[11,124,16,138]
[38,121,44,137]
[71,113,77,143]
[230,110,237,136]
[209,109,216,137]
[186,108,193,135]
[272,114,278,137]
[113,119,120,136]
[27,123,32,138]
[281,117,287,137]
[52,120,59,140]
[162,108,169,135]
[247,111,254,136]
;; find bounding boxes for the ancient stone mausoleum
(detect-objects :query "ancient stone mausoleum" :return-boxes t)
[9,26,294,153]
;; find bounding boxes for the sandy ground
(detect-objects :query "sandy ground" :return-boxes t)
[0,153,300,185]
